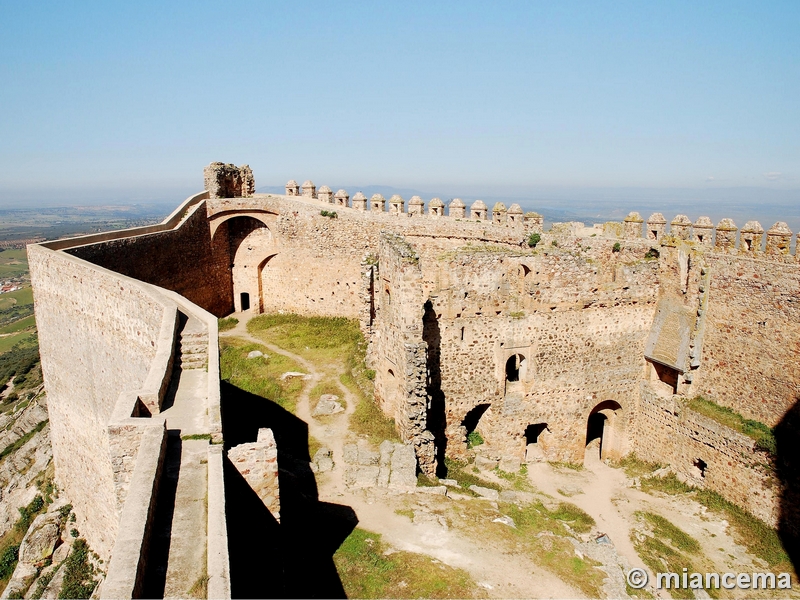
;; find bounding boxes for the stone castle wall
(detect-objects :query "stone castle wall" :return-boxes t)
[636,381,779,527]
[28,246,171,560]
[370,233,660,468]
[690,252,800,427]
[65,199,233,317]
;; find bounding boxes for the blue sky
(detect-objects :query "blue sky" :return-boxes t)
[1,1,798,210]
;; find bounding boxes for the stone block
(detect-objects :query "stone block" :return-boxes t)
[358,447,380,466]
[499,490,518,503]
[389,444,417,488]
[379,440,395,465]
[342,444,358,464]
[316,456,334,473]
[377,466,390,487]
[346,466,380,488]
[526,444,545,463]
[499,456,521,473]
[19,514,60,564]
[469,485,500,500]
[312,395,344,417]
[416,485,447,495]
[475,456,498,470]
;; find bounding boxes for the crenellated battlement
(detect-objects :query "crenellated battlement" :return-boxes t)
[275,176,796,259]
[279,179,546,233]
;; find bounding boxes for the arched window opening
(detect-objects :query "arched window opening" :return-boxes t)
[505,354,525,383]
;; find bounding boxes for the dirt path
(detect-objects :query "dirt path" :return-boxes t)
[221,314,583,598]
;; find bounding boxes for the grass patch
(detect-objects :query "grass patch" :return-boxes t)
[181,433,211,441]
[466,431,483,448]
[247,313,362,363]
[549,461,584,471]
[499,502,604,597]
[632,511,713,599]
[249,312,398,443]
[308,435,323,460]
[687,396,776,454]
[0,315,35,335]
[632,535,697,599]
[0,421,47,462]
[639,472,692,495]
[217,316,238,332]
[395,509,415,520]
[612,452,663,478]
[443,458,500,493]
[0,333,37,355]
[333,527,483,599]
[639,512,700,553]
[639,475,793,574]
[694,488,791,570]
[344,371,399,444]
[0,494,50,593]
[550,503,596,534]
[219,339,305,414]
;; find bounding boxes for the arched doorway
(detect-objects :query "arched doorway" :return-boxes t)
[462,403,490,449]
[211,215,275,313]
[585,400,624,462]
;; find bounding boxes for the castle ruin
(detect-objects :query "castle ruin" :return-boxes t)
[27,163,800,597]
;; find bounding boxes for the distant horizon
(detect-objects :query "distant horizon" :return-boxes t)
[1,180,798,233]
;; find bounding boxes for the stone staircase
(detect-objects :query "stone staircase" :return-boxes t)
[175,312,208,371]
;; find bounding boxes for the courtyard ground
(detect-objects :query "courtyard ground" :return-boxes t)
[220,312,798,599]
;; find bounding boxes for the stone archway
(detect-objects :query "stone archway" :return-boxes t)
[211,215,276,313]
[584,400,624,462]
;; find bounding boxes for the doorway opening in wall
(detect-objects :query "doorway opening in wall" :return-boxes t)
[586,413,606,455]
[585,400,623,463]
[505,354,526,395]
[524,423,548,463]
[462,404,490,449]
[240,292,250,311]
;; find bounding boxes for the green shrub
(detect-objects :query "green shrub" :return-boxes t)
[0,544,19,580]
[466,431,484,448]
[320,210,338,218]
[527,233,541,248]
[16,495,45,533]
[612,242,621,253]
[645,247,660,259]
[58,539,97,599]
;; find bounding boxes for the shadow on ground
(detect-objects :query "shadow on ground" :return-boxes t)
[775,398,800,573]
[221,381,358,598]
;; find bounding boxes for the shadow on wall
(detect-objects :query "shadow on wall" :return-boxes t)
[221,381,358,599]
[775,397,800,573]
[422,300,448,477]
